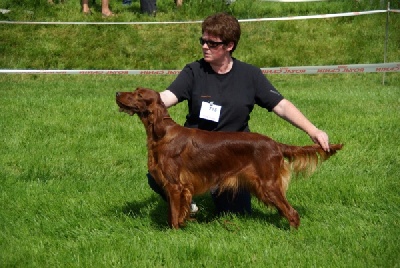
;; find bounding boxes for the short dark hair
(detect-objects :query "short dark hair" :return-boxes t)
[202,13,241,53]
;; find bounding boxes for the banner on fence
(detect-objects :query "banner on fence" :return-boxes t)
[1,63,399,75]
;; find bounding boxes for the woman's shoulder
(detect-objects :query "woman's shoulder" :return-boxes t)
[182,58,204,66]
[233,58,263,77]
[184,59,212,75]
[233,58,260,71]
[186,59,207,68]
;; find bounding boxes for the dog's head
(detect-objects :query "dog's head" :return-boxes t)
[116,87,171,139]
[116,87,161,116]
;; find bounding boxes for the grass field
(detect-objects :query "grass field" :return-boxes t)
[1,0,400,267]
[1,0,400,70]
[1,73,399,267]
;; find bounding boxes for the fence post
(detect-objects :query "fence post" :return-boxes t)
[383,2,390,85]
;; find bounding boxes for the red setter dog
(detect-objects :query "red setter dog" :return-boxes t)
[116,87,343,229]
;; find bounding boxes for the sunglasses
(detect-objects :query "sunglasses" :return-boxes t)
[199,37,226,49]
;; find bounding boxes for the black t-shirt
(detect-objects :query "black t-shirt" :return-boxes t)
[168,58,284,132]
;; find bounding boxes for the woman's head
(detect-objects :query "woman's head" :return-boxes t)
[201,13,241,54]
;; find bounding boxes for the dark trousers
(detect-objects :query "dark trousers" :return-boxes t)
[147,173,252,215]
[140,0,156,15]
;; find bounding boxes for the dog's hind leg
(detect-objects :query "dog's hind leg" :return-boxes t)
[253,180,300,228]
[271,189,300,229]
[178,188,192,227]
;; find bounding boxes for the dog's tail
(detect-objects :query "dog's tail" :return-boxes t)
[276,143,343,196]
[280,143,343,177]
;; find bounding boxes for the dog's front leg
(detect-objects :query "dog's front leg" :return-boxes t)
[167,185,181,229]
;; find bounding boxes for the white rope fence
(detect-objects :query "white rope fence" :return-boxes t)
[0,9,399,25]
[1,7,399,80]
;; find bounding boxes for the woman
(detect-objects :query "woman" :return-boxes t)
[148,12,330,215]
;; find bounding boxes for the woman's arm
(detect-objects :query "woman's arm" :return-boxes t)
[272,99,330,152]
[160,90,179,108]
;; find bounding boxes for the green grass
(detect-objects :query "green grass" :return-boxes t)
[1,73,399,267]
[1,0,400,267]
[0,0,399,70]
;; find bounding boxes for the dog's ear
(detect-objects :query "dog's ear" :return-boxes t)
[134,88,158,115]
[150,105,166,139]
[141,88,168,139]
[138,88,158,106]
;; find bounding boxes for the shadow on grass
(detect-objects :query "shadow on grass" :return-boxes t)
[115,194,307,231]
[116,194,216,230]
[250,204,308,231]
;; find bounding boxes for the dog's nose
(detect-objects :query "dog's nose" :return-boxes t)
[116,92,120,97]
